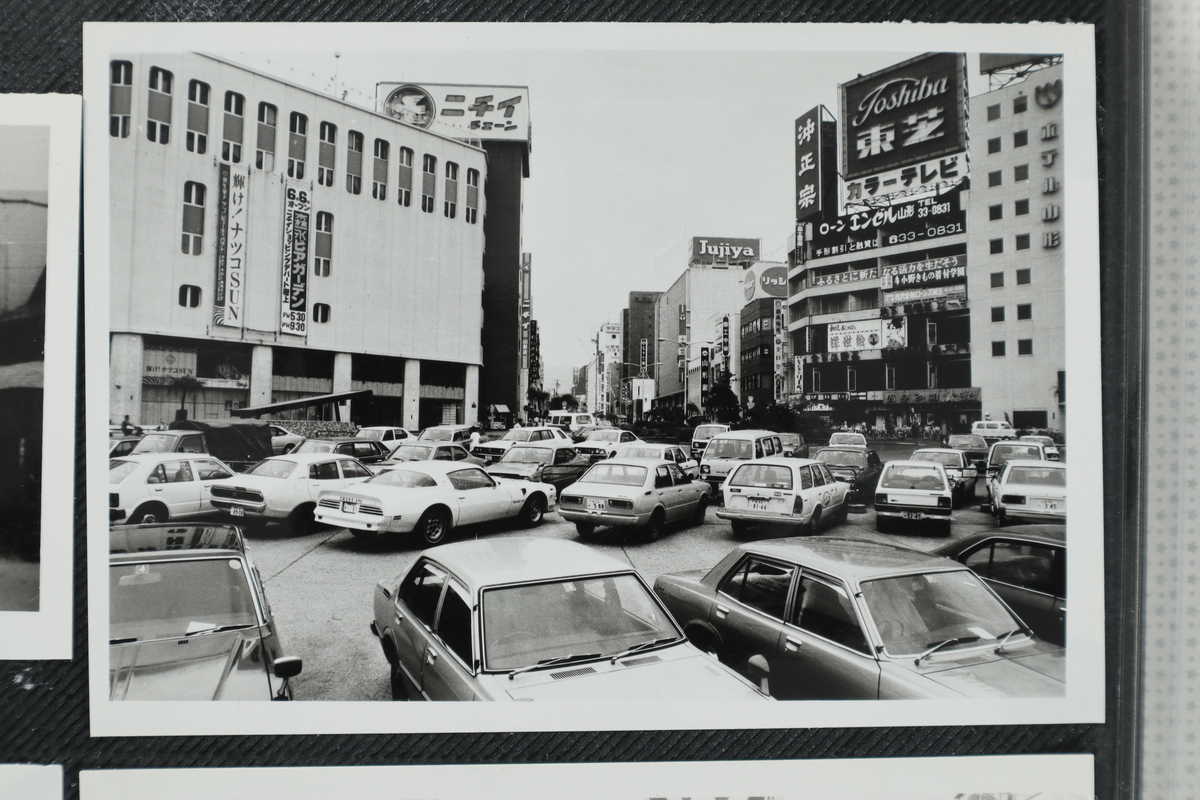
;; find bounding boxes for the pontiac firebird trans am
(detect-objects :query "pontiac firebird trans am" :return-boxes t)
[370,537,771,701]
[314,461,556,544]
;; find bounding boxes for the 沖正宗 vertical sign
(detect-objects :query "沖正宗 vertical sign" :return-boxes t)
[794,107,825,223]
[281,181,310,335]
[213,164,248,328]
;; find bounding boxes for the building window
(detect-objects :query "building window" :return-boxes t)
[397,146,413,206]
[810,370,821,392]
[372,138,389,200]
[990,272,1004,288]
[444,161,458,218]
[146,66,173,145]
[991,306,1005,322]
[988,170,1002,187]
[109,60,133,138]
[346,130,363,194]
[987,137,1001,154]
[317,122,336,187]
[181,181,205,256]
[256,103,277,171]
[1014,129,1029,147]
[990,238,1004,255]
[1016,233,1031,250]
[1015,198,1030,216]
[992,341,1006,357]
[1014,164,1030,182]
[287,112,307,179]
[847,367,856,392]
[179,285,201,308]
[884,365,895,390]
[421,154,437,213]
[1017,339,1033,356]
[926,321,937,346]
[313,303,331,323]
[926,361,937,389]
[1016,268,1032,285]
[185,80,209,154]
[989,204,1003,221]
[1014,95,1028,113]
[314,212,333,277]
[465,167,479,223]
[987,104,1001,121]
[1017,303,1032,320]
[222,91,244,163]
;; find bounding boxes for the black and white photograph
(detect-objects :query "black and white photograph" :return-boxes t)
[0,94,79,661]
[85,22,1102,734]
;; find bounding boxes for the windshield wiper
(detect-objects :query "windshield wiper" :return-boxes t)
[610,636,681,664]
[914,635,981,665]
[184,623,256,637]
[993,626,1032,653]
[507,652,602,680]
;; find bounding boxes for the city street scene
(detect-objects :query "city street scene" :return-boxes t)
[98,28,1098,719]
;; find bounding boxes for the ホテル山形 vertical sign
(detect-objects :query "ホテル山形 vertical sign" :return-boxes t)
[213,163,248,329]
[280,181,310,336]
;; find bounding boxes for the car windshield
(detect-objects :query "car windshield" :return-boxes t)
[419,429,455,442]
[110,557,259,642]
[481,573,680,670]
[586,431,622,443]
[817,450,867,469]
[293,440,335,453]
[501,446,553,465]
[502,429,536,442]
[1021,436,1054,446]
[829,433,865,445]
[391,445,434,461]
[1007,466,1067,486]
[778,434,801,445]
[581,463,647,487]
[693,425,725,442]
[991,445,1042,464]
[109,460,140,483]
[357,429,392,441]
[880,465,946,491]
[730,464,793,490]
[948,435,987,449]
[367,469,438,488]
[912,451,962,468]
[707,439,753,459]
[860,570,1020,657]
[244,460,296,479]
[130,433,177,453]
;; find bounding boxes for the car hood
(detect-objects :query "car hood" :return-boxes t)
[495,646,768,702]
[109,630,275,701]
[486,462,542,479]
[892,640,1065,698]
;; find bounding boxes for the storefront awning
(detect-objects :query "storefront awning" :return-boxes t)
[231,389,374,418]
[491,404,511,413]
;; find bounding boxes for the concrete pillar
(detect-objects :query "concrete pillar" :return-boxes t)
[110,333,143,425]
[250,345,273,410]
[333,352,352,421]
[403,359,421,430]
[464,364,480,426]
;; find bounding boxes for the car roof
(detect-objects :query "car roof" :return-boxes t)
[815,446,870,455]
[934,525,1065,557]
[884,459,947,470]
[110,452,225,465]
[423,537,636,589]
[381,460,488,476]
[260,452,361,464]
[1001,459,1064,468]
[711,429,778,440]
[595,457,671,469]
[912,448,962,456]
[110,523,246,560]
[731,456,820,467]
[738,537,962,581]
[359,426,406,432]
[302,437,381,444]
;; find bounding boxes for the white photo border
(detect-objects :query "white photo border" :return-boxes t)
[0,764,63,800]
[0,94,80,661]
[84,21,1103,734]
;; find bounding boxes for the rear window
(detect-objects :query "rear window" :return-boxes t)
[109,460,139,483]
[391,445,434,461]
[581,463,647,487]
[368,469,438,488]
[729,464,793,490]
[693,425,726,442]
[911,451,962,468]
[816,450,867,469]
[245,460,296,479]
[948,435,987,449]
[130,433,178,454]
[294,440,335,453]
[880,465,946,491]
[991,444,1042,463]
[829,433,865,445]
[1006,466,1066,486]
[707,438,753,459]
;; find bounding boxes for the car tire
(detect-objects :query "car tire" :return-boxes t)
[389,662,410,701]
[417,508,452,546]
[574,521,596,538]
[805,506,823,535]
[875,514,892,533]
[939,519,953,537]
[128,503,167,525]
[643,510,665,543]
[520,494,547,528]
[995,509,1009,527]
[833,501,849,526]
[691,497,708,527]
[731,520,751,540]
[288,503,317,534]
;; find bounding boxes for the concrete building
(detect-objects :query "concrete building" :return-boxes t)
[966,59,1066,433]
[108,53,487,429]
[621,290,662,382]
[588,322,622,419]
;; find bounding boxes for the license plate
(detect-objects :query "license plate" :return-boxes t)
[749,499,769,511]
[1034,499,1063,511]
[586,498,606,512]
[902,511,925,520]
[229,507,244,517]
[342,501,359,514]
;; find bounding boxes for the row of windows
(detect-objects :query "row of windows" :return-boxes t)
[990,304,1034,322]
[808,362,943,392]
[987,164,1030,187]
[991,339,1035,357]
[988,199,1031,220]
[178,284,333,323]
[989,234,1032,254]
[986,129,1030,153]
[986,94,1029,121]
[989,269,1033,288]
[112,62,480,222]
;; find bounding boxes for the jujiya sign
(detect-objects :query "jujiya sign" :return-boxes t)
[213,164,248,329]
[281,182,311,336]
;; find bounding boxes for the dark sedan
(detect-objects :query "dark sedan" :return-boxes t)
[484,443,592,491]
[813,446,882,504]
[943,434,989,472]
[291,437,392,465]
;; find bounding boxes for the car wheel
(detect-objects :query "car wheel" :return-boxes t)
[875,514,892,533]
[288,503,316,534]
[686,627,719,656]
[731,520,751,539]
[642,510,665,543]
[417,508,452,545]
[520,494,546,528]
[995,509,1009,527]
[128,503,167,525]
[805,506,823,535]
[389,662,410,701]
[574,521,596,538]
[691,497,709,527]
[940,520,953,537]
[833,501,849,526]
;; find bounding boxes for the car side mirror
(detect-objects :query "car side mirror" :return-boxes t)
[273,656,303,680]
[746,654,770,695]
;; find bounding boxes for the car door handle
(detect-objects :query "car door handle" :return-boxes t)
[425,650,438,665]
[785,636,803,651]
[715,604,730,618]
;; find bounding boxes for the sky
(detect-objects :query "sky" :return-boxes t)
[232,46,996,394]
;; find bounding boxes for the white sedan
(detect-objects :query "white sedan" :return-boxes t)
[208,452,375,531]
[109,453,237,525]
[313,461,556,545]
[558,458,710,542]
[989,459,1067,525]
[613,442,699,478]
[573,429,644,461]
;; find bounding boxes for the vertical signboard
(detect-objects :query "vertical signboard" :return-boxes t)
[280,181,311,336]
[213,164,248,329]
[699,347,711,405]
[795,107,824,222]
[639,337,648,375]
[773,300,788,403]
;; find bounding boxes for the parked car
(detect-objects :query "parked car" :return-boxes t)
[371,537,769,701]
[653,537,1065,699]
[573,429,644,462]
[470,425,572,462]
[813,446,883,505]
[208,452,375,531]
[827,431,868,448]
[484,443,591,491]
[559,458,710,542]
[109,436,141,459]
[313,461,555,545]
[699,430,785,493]
[987,460,1067,525]
[777,432,810,459]
[545,411,596,439]
[571,424,620,444]
[291,437,392,465]
[614,442,699,478]
[109,453,237,524]
[910,447,979,507]
[942,433,989,471]
[130,419,273,472]
[984,441,1049,496]
[691,423,730,460]
[109,523,302,700]
[1019,434,1062,461]
[934,525,1066,646]
[971,419,1018,445]
[873,460,953,535]
[378,442,486,467]
[357,426,417,450]
[717,457,850,538]
[417,424,476,445]
[268,424,305,455]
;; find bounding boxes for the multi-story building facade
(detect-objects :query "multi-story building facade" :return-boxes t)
[109,54,487,429]
[966,59,1066,432]
[621,290,661,382]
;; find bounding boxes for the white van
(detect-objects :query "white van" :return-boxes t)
[691,423,730,460]
[698,429,784,493]
[971,419,1018,445]
[547,412,595,437]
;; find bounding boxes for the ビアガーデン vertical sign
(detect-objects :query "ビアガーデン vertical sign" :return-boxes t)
[280,181,310,335]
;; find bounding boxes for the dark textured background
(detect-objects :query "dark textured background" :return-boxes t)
[0,2,1144,799]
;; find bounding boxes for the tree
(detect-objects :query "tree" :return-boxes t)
[170,375,205,420]
[705,368,741,424]
[550,393,578,412]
